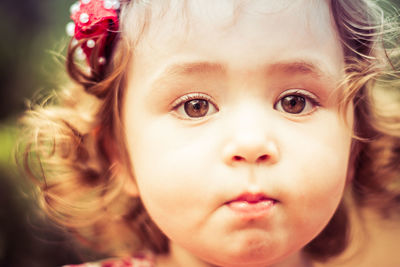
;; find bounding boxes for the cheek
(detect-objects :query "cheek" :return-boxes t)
[295,140,349,199]
[279,112,352,233]
[127,131,223,244]
[284,110,351,185]
[126,119,215,217]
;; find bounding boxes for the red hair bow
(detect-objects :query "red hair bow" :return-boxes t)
[68,0,121,68]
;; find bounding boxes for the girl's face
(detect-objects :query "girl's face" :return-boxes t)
[123,0,352,266]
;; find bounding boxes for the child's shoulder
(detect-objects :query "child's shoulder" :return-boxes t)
[64,254,155,267]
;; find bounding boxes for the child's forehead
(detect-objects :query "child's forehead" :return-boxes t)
[125,0,333,41]
[124,0,343,78]
[185,0,295,20]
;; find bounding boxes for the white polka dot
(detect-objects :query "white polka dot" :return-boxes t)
[112,0,120,9]
[98,57,106,65]
[71,39,78,46]
[79,13,89,24]
[86,39,96,48]
[104,0,113,9]
[76,47,86,61]
[70,2,80,15]
[66,22,76,36]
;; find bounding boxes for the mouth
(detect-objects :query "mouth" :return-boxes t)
[225,193,277,219]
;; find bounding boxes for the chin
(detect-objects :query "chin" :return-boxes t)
[200,249,290,267]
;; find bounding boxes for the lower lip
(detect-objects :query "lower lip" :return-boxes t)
[226,200,275,219]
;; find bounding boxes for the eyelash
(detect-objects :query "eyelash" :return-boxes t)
[170,92,219,119]
[274,89,321,115]
[170,89,320,119]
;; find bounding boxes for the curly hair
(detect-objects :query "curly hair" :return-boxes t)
[18,0,400,262]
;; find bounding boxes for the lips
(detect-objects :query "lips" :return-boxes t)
[225,193,277,219]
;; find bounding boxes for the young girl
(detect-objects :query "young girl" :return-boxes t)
[20,0,400,266]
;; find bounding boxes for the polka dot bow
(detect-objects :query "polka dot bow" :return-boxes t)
[67,0,121,69]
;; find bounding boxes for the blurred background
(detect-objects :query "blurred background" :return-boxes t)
[0,1,91,266]
[0,0,400,267]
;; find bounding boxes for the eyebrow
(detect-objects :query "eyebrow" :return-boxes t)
[145,59,332,108]
[267,61,324,78]
[157,61,227,77]
[155,60,324,76]
[150,59,327,89]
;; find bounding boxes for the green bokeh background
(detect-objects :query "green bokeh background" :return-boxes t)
[0,1,93,266]
[0,1,399,267]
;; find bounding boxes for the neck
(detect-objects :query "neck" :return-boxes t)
[156,242,312,267]
[312,192,400,267]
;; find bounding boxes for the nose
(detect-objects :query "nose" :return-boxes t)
[222,129,280,166]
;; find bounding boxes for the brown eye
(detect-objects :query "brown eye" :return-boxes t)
[275,91,319,115]
[280,95,306,114]
[173,93,219,119]
[184,99,209,118]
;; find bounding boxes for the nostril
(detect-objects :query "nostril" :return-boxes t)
[232,154,269,163]
[256,154,269,163]
[224,140,279,165]
[233,155,244,161]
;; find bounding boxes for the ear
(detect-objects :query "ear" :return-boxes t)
[346,139,361,185]
[112,160,140,197]
[346,164,355,186]
[98,126,140,197]
[122,168,140,197]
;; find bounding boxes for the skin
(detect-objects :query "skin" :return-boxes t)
[123,0,353,266]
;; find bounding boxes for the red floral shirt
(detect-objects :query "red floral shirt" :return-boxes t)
[64,255,155,267]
